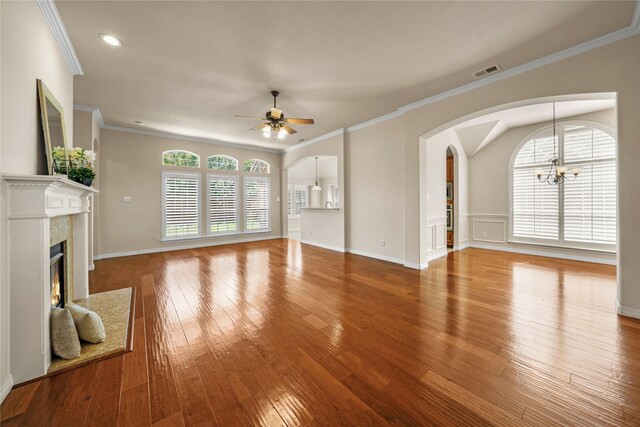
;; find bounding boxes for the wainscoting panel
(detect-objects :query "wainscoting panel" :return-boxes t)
[470,215,508,244]
[426,216,447,253]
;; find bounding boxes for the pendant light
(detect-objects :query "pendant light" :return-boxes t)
[535,102,582,185]
[312,157,322,191]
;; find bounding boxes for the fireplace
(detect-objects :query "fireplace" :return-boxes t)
[50,242,65,307]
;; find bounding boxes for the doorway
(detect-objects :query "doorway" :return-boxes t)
[446,147,455,249]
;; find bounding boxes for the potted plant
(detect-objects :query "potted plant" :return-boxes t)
[53,146,97,186]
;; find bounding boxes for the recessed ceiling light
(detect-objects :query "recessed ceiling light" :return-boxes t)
[134,120,144,125]
[100,34,122,47]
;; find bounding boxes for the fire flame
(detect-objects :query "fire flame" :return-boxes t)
[51,268,61,306]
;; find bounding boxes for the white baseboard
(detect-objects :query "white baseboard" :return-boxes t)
[88,263,95,271]
[453,241,470,251]
[427,248,448,262]
[468,242,616,265]
[404,261,428,270]
[617,299,640,320]
[0,375,13,404]
[299,239,345,253]
[94,235,284,260]
[346,248,405,265]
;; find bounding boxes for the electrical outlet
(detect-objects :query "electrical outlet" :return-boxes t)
[154,235,160,241]
[123,196,131,203]
[380,240,386,247]
[481,231,487,238]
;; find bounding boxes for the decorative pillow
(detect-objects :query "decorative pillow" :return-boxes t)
[66,303,106,343]
[50,306,81,359]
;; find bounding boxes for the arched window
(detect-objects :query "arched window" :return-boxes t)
[208,155,238,171]
[162,150,200,167]
[512,123,616,248]
[243,159,270,173]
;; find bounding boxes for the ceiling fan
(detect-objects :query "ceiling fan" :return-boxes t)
[235,91,315,139]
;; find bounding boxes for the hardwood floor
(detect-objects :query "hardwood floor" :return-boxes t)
[2,240,639,426]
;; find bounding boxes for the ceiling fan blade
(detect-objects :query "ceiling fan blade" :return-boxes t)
[250,123,269,131]
[285,118,314,125]
[271,108,282,120]
[282,124,297,135]
[235,115,265,120]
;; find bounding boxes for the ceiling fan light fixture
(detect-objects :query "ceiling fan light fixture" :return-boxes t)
[262,126,271,137]
[278,128,287,139]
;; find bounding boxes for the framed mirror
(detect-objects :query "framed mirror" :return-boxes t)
[37,79,68,175]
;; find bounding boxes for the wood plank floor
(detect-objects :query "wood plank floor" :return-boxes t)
[2,240,640,426]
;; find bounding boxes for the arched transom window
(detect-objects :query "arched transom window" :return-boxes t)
[208,155,238,171]
[512,123,616,248]
[162,150,200,167]
[243,159,270,173]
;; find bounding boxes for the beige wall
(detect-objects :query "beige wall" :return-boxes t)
[0,1,75,396]
[345,117,405,261]
[73,109,101,264]
[97,129,282,256]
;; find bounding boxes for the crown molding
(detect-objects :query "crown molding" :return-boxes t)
[37,0,83,75]
[74,104,105,127]
[633,0,640,28]
[346,111,403,133]
[398,24,640,113]
[102,124,281,153]
[283,129,345,153]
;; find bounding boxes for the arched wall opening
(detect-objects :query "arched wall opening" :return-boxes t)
[418,93,618,269]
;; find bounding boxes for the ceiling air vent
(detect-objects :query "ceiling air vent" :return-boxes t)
[473,64,501,78]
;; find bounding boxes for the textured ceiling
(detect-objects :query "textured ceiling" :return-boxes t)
[57,1,635,150]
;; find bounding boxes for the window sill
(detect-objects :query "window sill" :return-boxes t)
[507,239,616,254]
[162,230,272,243]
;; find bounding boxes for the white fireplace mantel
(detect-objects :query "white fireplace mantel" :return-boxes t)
[3,174,98,384]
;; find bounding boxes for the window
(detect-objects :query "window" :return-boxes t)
[208,155,238,171]
[162,172,200,239]
[243,159,270,173]
[245,177,270,231]
[162,150,200,167]
[207,175,238,234]
[512,123,616,249]
[294,186,307,216]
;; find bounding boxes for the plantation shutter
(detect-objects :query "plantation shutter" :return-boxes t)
[294,187,307,216]
[564,126,616,243]
[208,175,238,234]
[163,172,200,239]
[245,177,270,231]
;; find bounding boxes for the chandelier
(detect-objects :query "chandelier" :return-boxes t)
[535,102,582,185]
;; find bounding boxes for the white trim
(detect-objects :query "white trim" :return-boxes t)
[428,248,448,262]
[102,124,281,153]
[346,111,404,133]
[398,25,640,113]
[284,129,344,153]
[0,375,13,404]
[74,104,105,127]
[94,235,283,260]
[468,241,616,265]
[617,299,640,320]
[299,239,345,253]
[404,261,428,270]
[346,248,405,265]
[36,0,83,75]
[633,0,640,28]
[453,241,470,251]
[88,263,95,271]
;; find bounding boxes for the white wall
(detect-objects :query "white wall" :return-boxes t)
[96,128,282,257]
[0,0,75,399]
[467,108,616,263]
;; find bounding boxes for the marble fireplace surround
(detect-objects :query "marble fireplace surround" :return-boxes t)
[3,175,97,384]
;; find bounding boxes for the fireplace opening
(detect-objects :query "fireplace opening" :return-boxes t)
[50,242,65,308]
